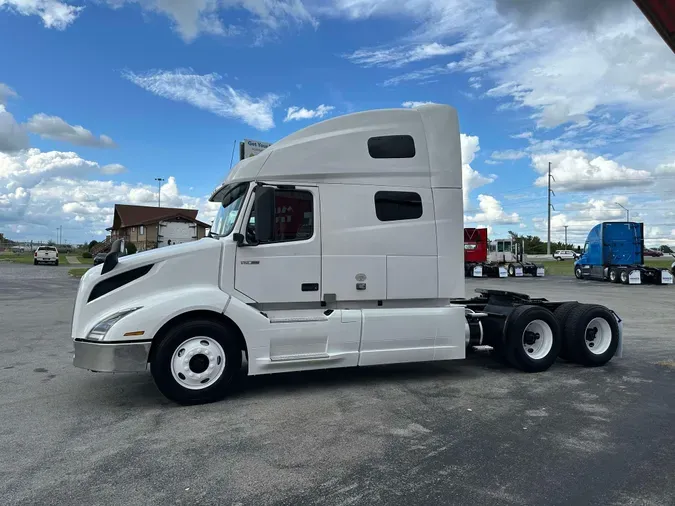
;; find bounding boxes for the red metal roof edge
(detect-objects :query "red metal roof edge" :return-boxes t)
[634,0,675,53]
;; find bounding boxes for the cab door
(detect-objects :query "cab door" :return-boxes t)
[234,185,321,304]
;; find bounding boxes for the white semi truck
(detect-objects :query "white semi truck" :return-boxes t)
[71,104,623,405]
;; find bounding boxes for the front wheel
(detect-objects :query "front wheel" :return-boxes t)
[508,264,516,277]
[574,266,583,279]
[502,305,562,372]
[150,319,242,405]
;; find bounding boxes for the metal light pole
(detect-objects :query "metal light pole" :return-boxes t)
[564,225,568,247]
[547,162,556,255]
[155,177,165,207]
[616,202,629,221]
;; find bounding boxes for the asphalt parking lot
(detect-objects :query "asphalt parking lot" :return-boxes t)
[1,262,674,506]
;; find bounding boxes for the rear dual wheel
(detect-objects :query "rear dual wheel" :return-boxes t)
[562,304,619,366]
[500,305,561,373]
[498,303,620,372]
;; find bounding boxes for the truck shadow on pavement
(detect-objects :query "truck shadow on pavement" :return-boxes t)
[74,349,592,408]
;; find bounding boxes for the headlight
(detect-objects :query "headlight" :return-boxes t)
[86,307,142,341]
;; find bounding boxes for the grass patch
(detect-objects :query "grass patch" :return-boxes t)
[656,360,675,369]
[68,268,90,278]
[0,253,94,265]
[540,258,674,277]
[0,254,36,264]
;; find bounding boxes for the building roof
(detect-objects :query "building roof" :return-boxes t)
[634,0,675,53]
[108,204,210,230]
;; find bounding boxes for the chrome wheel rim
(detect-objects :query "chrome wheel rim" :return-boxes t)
[171,336,226,390]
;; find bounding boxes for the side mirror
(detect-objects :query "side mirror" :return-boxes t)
[253,186,275,244]
[102,238,124,274]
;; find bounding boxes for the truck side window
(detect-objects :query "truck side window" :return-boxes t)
[374,191,423,222]
[250,189,314,243]
[367,135,416,158]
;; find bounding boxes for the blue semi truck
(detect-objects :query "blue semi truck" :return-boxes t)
[574,221,673,285]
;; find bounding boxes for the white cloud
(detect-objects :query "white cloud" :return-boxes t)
[123,68,280,130]
[531,150,652,192]
[344,42,463,68]
[511,131,532,140]
[491,149,526,161]
[0,105,29,154]
[101,163,127,175]
[466,194,520,224]
[284,104,335,122]
[468,76,482,89]
[106,0,316,42]
[401,101,436,108]
[0,0,83,30]
[0,148,214,242]
[0,148,125,191]
[26,113,117,148]
[461,133,494,206]
[0,83,18,105]
[656,161,675,175]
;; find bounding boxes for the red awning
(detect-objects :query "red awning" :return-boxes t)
[634,0,675,53]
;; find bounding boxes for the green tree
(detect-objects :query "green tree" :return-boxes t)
[660,245,673,254]
[88,240,99,251]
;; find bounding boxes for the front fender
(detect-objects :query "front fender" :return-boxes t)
[101,287,231,343]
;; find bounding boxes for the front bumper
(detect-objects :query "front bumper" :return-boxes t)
[73,339,151,372]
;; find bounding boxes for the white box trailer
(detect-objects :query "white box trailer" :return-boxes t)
[157,220,198,247]
[71,104,623,405]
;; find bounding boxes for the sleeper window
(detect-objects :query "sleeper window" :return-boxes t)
[374,191,423,222]
[367,135,416,159]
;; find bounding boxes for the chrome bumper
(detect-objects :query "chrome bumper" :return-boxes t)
[73,339,151,372]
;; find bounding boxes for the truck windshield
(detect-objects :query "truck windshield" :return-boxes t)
[210,182,249,238]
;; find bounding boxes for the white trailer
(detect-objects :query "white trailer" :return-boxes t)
[71,104,623,405]
[157,220,197,247]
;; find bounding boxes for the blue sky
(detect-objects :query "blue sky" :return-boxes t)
[1,0,675,246]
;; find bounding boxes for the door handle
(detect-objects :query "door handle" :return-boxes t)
[301,283,319,292]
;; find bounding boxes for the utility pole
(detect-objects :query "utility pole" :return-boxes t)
[616,202,629,221]
[547,162,555,255]
[564,225,568,247]
[155,177,165,207]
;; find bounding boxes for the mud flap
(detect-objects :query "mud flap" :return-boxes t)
[498,266,508,278]
[612,310,623,358]
[515,267,523,277]
[628,270,641,284]
[473,266,483,277]
[536,267,545,277]
[661,270,673,284]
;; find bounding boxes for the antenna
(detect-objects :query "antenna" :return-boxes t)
[229,140,237,170]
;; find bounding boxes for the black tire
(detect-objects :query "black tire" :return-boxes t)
[574,266,583,279]
[553,302,580,361]
[150,318,241,405]
[33,259,38,265]
[563,304,619,367]
[620,270,630,285]
[609,268,618,283]
[502,305,562,372]
[508,264,516,277]
[55,260,59,266]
